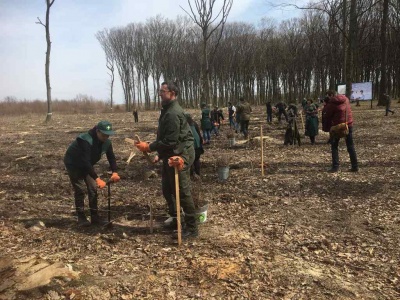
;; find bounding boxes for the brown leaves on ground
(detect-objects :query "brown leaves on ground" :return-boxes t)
[0,103,399,299]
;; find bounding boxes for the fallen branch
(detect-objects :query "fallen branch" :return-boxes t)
[15,155,33,161]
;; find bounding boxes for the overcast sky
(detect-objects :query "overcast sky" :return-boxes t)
[0,0,306,103]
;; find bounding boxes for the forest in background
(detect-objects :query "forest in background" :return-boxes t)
[95,0,400,110]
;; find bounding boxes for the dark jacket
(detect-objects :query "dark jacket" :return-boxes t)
[201,108,212,130]
[64,127,117,179]
[237,101,252,121]
[324,94,354,130]
[266,102,272,113]
[149,100,194,163]
[275,102,286,112]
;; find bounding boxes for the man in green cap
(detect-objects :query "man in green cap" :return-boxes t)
[64,120,120,226]
[135,81,198,239]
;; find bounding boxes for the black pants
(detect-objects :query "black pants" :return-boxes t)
[161,149,197,231]
[240,120,250,137]
[267,112,272,123]
[278,110,288,122]
[385,106,394,116]
[331,126,358,169]
[191,148,203,176]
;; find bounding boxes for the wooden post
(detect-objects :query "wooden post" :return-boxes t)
[107,182,111,223]
[174,166,182,246]
[260,126,264,176]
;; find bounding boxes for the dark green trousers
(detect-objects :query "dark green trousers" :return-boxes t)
[161,147,197,231]
[66,168,99,216]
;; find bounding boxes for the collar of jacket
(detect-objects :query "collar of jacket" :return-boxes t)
[161,99,177,109]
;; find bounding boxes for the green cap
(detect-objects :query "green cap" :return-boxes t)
[97,120,115,135]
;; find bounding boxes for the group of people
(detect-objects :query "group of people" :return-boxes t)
[273,91,359,173]
[67,84,399,240]
[65,81,199,239]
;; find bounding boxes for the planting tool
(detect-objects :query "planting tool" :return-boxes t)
[173,160,182,246]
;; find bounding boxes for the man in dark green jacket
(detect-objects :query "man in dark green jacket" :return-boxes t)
[135,81,198,239]
[236,97,252,139]
[64,120,120,226]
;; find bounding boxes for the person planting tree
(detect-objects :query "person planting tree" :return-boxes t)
[64,120,120,226]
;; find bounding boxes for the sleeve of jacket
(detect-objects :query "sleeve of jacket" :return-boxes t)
[76,138,98,179]
[323,102,335,131]
[149,111,180,152]
[194,122,203,145]
[106,143,118,172]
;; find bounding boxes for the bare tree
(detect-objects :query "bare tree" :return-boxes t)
[378,0,389,105]
[181,0,233,105]
[36,0,55,123]
[96,29,116,109]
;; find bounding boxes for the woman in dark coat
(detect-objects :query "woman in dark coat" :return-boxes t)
[304,99,319,144]
[200,103,212,144]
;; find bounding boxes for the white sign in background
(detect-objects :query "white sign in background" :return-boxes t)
[337,82,372,100]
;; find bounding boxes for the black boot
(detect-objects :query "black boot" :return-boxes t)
[90,213,109,226]
[77,210,91,227]
[89,195,108,225]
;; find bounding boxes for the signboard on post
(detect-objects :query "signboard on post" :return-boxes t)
[337,82,372,103]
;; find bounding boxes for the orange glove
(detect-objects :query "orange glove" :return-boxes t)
[168,156,184,171]
[110,172,120,182]
[96,178,106,189]
[135,141,150,153]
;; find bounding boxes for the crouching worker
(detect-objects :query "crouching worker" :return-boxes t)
[135,81,198,239]
[64,120,120,227]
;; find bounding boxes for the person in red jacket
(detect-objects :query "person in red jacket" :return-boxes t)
[324,90,358,173]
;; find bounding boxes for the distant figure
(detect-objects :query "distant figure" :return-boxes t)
[236,97,252,139]
[384,93,395,116]
[304,99,319,145]
[301,98,307,109]
[275,102,288,123]
[284,104,301,146]
[322,96,332,144]
[350,90,355,103]
[200,103,212,144]
[133,109,139,123]
[228,102,236,129]
[266,102,272,123]
[185,113,204,178]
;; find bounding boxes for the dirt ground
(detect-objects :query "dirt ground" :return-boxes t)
[0,102,399,300]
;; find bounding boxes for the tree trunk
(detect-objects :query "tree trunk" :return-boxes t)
[378,0,389,106]
[44,0,55,123]
[346,0,357,98]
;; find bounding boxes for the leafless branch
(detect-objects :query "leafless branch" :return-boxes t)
[35,17,45,27]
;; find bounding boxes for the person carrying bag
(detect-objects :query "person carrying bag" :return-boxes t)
[324,91,358,173]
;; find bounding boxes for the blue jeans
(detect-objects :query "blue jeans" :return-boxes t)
[211,124,219,136]
[229,116,235,128]
[330,126,358,169]
[202,130,211,142]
